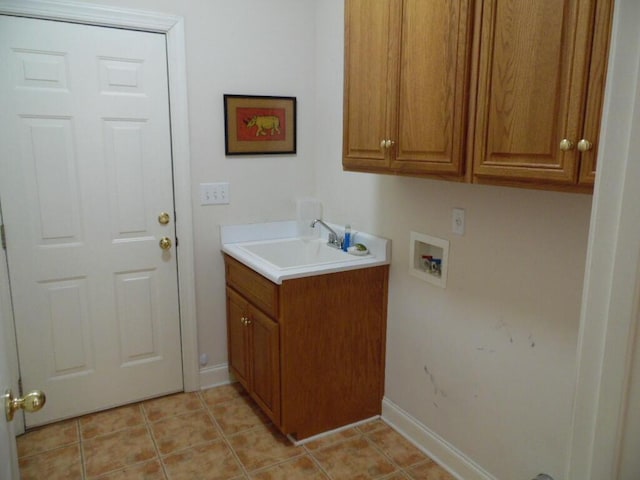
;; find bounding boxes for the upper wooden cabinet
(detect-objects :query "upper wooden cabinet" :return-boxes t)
[343,0,474,177]
[343,0,613,192]
[472,0,611,190]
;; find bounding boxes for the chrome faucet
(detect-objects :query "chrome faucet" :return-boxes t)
[310,219,342,249]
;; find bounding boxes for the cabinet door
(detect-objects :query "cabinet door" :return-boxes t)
[343,0,400,172]
[249,306,280,425]
[226,288,250,390]
[578,0,613,186]
[392,0,473,175]
[472,0,596,185]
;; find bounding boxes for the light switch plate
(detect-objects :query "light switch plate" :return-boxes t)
[200,182,230,205]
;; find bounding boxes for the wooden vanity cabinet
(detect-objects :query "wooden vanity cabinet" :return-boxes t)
[224,254,389,440]
[343,0,613,192]
[343,0,474,177]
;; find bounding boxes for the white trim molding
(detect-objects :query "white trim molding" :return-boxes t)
[199,363,232,391]
[0,0,200,391]
[567,0,640,478]
[382,397,497,480]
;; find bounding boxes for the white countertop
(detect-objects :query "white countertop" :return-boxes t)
[220,221,391,284]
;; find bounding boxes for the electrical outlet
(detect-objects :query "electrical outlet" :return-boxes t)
[452,208,465,235]
[200,182,230,205]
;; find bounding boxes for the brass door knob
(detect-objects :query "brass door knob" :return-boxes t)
[559,139,575,151]
[4,389,46,421]
[158,212,171,225]
[577,139,593,152]
[159,237,172,250]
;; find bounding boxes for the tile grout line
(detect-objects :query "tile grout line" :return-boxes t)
[77,418,88,480]
[201,388,322,479]
[360,424,430,479]
[303,443,336,480]
[302,424,400,480]
[362,434,406,478]
[301,430,373,480]
[140,400,171,480]
[81,402,169,480]
[199,390,253,479]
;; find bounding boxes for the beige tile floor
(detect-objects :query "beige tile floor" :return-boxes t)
[17,383,456,479]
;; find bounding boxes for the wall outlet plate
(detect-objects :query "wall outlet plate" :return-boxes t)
[452,208,465,235]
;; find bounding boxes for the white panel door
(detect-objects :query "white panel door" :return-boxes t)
[0,209,19,480]
[0,314,20,480]
[0,15,183,426]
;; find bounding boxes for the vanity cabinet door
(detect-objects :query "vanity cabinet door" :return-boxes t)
[226,285,281,426]
[226,288,250,390]
[248,305,280,425]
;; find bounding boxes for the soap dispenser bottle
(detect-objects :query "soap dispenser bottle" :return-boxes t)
[343,224,351,252]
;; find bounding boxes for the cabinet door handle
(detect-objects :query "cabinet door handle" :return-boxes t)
[240,316,248,325]
[577,139,593,152]
[559,139,575,151]
[380,139,395,150]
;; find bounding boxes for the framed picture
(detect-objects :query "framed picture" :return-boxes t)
[223,94,297,155]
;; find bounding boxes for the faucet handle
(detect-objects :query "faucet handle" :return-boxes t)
[327,232,342,248]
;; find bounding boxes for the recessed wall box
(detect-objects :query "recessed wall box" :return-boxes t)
[409,231,449,288]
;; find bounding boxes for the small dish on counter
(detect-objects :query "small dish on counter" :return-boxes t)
[347,243,369,256]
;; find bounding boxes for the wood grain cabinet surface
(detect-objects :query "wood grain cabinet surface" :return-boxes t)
[343,0,613,192]
[343,0,473,178]
[224,254,389,440]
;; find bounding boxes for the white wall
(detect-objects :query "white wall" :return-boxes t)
[314,2,593,479]
[60,1,593,478]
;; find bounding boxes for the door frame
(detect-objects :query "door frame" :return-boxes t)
[0,0,200,399]
[567,0,640,478]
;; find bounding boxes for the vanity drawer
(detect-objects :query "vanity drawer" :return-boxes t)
[224,254,278,318]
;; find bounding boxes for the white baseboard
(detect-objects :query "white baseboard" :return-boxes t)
[198,363,231,390]
[382,397,497,480]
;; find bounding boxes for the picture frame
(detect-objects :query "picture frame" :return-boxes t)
[223,94,297,155]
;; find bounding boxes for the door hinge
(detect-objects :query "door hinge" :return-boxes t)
[1,224,6,250]
[18,378,23,397]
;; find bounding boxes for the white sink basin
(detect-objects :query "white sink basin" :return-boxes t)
[238,238,360,269]
[221,221,390,284]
